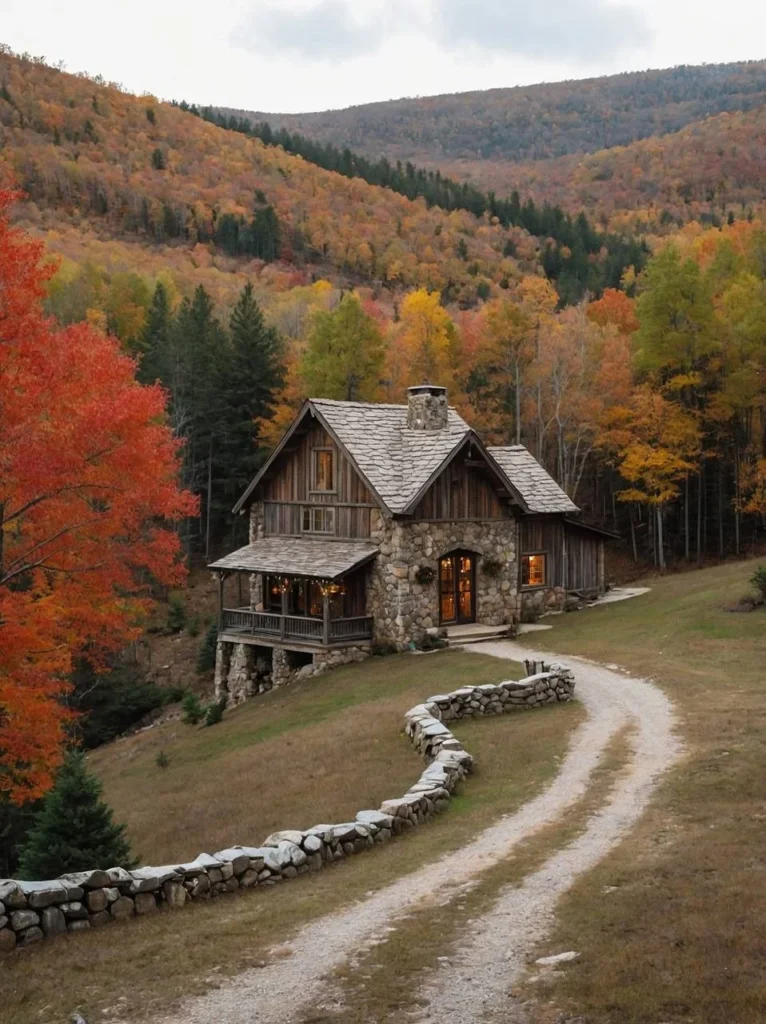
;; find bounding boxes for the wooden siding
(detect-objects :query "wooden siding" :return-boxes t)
[260,421,376,538]
[564,527,602,591]
[263,501,372,539]
[261,422,374,505]
[520,516,602,591]
[411,456,507,521]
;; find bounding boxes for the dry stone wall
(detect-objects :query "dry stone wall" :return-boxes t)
[0,662,575,954]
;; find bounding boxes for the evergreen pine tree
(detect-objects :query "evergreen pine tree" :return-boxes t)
[222,283,283,494]
[18,752,136,879]
[137,281,172,385]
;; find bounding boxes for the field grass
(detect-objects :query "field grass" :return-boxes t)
[92,649,528,864]
[519,559,766,1023]
[1,649,584,1024]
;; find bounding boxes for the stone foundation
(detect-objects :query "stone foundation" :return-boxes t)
[214,642,274,705]
[1,662,574,954]
[520,585,566,617]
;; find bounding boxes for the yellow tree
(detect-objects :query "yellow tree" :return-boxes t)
[611,386,701,571]
[482,297,533,444]
[392,289,458,392]
[518,276,558,458]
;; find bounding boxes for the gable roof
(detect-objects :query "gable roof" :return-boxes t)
[235,398,528,516]
[488,446,579,514]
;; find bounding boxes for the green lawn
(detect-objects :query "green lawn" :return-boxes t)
[522,560,766,1024]
[1,649,583,1024]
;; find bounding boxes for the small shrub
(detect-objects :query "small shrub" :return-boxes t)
[204,697,227,727]
[187,614,201,638]
[372,641,397,657]
[749,565,766,600]
[197,620,218,673]
[520,606,539,624]
[414,565,436,585]
[155,750,170,770]
[163,685,186,705]
[166,592,186,633]
[181,691,205,725]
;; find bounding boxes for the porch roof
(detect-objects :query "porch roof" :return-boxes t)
[208,538,378,579]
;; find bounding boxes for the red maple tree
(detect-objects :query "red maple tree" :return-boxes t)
[0,189,198,804]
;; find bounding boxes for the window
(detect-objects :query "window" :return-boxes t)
[302,506,335,534]
[312,449,335,492]
[521,553,546,587]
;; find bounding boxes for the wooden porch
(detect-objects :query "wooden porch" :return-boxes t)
[220,606,374,647]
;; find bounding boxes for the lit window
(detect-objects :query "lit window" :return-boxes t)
[313,449,335,492]
[302,506,335,534]
[521,553,546,587]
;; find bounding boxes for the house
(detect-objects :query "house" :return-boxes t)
[209,384,611,703]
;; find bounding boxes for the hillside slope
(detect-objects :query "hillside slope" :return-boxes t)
[223,60,766,164]
[0,52,525,300]
[438,105,766,233]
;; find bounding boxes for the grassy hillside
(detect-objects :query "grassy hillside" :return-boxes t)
[3,650,583,1024]
[0,51,524,299]
[224,61,766,164]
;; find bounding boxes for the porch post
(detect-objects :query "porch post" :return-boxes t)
[322,590,331,646]
[281,580,288,640]
[217,571,225,634]
[238,572,243,607]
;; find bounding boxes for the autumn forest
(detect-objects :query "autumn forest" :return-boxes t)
[2,44,766,802]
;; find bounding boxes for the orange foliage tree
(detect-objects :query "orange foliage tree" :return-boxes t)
[0,191,197,803]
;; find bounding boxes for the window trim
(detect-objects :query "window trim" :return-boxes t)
[311,447,336,494]
[301,505,336,535]
[521,551,547,589]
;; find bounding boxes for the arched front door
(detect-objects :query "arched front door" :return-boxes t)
[439,550,476,625]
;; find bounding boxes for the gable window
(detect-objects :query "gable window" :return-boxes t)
[521,553,546,588]
[312,449,335,492]
[302,506,335,534]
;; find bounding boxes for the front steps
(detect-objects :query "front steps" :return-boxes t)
[442,623,512,646]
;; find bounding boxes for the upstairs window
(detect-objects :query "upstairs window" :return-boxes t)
[312,449,335,492]
[521,553,546,588]
[302,506,335,534]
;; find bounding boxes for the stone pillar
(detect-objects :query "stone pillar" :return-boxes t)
[213,641,232,702]
[271,648,292,688]
[225,643,256,705]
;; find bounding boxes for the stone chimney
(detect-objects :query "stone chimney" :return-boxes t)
[406,383,449,431]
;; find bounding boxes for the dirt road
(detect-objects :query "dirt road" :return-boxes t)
[155,642,679,1024]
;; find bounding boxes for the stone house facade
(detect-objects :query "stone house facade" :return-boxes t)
[210,384,609,701]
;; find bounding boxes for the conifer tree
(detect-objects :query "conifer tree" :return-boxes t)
[138,281,172,385]
[222,283,283,501]
[18,752,136,879]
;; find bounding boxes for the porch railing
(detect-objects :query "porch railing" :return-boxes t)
[221,608,373,646]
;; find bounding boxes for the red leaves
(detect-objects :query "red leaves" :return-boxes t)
[0,190,198,803]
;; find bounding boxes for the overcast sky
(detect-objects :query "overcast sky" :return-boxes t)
[2,0,765,113]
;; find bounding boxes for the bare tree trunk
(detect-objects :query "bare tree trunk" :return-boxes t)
[657,504,666,572]
[514,360,522,445]
[205,440,213,562]
[684,474,690,561]
[697,461,703,564]
[629,502,638,563]
[718,460,724,557]
[734,448,741,556]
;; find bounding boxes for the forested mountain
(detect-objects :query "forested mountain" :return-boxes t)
[223,61,766,164]
[0,48,528,305]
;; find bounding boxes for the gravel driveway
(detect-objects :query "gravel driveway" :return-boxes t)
[154,642,679,1024]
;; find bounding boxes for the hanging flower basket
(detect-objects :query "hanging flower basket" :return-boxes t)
[482,557,504,578]
[414,565,436,585]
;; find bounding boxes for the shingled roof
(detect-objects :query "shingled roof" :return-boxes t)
[208,538,378,578]
[488,446,578,514]
[310,398,476,514]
